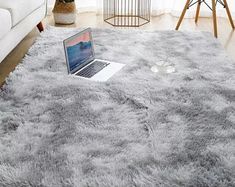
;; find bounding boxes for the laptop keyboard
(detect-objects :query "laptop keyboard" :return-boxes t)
[75,61,109,78]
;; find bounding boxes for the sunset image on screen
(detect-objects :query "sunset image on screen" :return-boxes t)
[67,32,91,47]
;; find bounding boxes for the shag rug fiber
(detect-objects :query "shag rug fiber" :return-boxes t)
[0,27,235,187]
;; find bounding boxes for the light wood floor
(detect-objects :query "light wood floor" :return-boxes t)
[0,13,235,86]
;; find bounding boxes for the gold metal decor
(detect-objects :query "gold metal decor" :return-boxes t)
[104,0,151,27]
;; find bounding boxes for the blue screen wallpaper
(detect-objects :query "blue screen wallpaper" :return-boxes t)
[66,32,93,72]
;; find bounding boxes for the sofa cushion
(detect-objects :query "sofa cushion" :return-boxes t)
[0,8,12,40]
[0,0,45,26]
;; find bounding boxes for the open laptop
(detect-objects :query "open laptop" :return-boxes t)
[63,28,125,82]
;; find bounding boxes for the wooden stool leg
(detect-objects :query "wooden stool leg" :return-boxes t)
[176,0,191,30]
[195,0,201,23]
[211,0,218,37]
[223,0,235,29]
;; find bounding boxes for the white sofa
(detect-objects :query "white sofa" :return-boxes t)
[0,0,47,63]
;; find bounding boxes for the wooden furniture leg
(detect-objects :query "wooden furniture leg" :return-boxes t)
[176,0,191,30]
[223,0,235,29]
[195,0,201,23]
[211,0,218,37]
[37,22,44,32]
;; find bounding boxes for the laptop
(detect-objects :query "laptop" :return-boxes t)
[63,28,125,82]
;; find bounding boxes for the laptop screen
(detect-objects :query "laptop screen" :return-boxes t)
[64,29,95,73]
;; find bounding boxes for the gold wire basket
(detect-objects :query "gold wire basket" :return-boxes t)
[104,0,151,27]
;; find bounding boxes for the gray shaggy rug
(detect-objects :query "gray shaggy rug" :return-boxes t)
[0,26,235,187]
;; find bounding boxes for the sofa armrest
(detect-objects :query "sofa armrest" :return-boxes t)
[45,0,48,18]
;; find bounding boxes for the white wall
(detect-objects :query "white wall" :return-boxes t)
[47,0,235,19]
[47,0,102,14]
[48,0,99,9]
